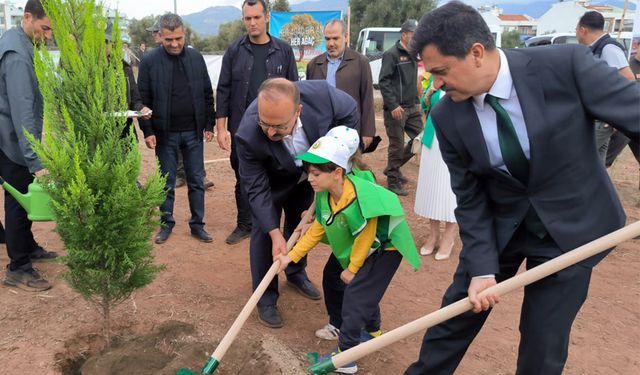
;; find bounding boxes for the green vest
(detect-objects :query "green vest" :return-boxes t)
[315,169,420,271]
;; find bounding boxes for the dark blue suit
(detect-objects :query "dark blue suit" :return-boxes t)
[406,45,640,374]
[235,80,360,308]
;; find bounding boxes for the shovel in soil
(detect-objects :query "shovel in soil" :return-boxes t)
[307,221,640,374]
[178,202,316,375]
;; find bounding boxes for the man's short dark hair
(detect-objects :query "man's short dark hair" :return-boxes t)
[243,0,268,14]
[24,0,46,20]
[258,78,300,108]
[578,11,605,31]
[159,13,183,32]
[410,1,496,59]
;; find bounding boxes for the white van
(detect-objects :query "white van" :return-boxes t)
[355,27,402,86]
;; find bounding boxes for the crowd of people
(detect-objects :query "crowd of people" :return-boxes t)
[1,0,639,374]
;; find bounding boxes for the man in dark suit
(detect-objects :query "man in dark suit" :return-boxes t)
[404,2,640,374]
[306,19,375,149]
[235,78,360,328]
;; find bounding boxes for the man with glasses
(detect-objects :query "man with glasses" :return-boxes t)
[0,0,57,292]
[216,0,298,246]
[235,78,359,328]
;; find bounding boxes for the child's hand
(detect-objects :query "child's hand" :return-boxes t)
[340,269,355,285]
[277,255,292,273]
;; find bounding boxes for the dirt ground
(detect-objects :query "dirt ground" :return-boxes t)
[1,114,639,375]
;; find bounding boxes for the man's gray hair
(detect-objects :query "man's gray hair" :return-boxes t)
[159,13,183,33]
[325,19,347,36]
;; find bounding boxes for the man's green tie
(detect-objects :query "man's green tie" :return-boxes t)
[485,94,547,239]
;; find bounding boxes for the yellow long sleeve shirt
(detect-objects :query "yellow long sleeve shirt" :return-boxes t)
[289,179,394,274]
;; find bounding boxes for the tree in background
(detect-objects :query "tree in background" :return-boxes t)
[270,0,291,12]
[212,19,246,51]
[348,0,436,46]
[128,15,160,48]
[32,0,166,343]
[280,14,323,61]
[501,30,523,48]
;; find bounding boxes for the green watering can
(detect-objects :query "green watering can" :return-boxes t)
[0,176,54,221]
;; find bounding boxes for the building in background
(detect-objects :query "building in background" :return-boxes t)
[479,5,537,38]
[0,2,24,37]
[537,1,635,36]
[106,9,131,43]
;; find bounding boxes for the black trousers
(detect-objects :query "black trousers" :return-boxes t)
[383,105,423,185]
[405,227,593,375]
[250,181,314,308]
[605,130,640,168]
[0,219,5,243]
[0,149,38,270]
[230,140,252,231]
[323,250,402,350]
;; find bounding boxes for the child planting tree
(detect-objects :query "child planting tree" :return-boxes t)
[29,0,166,342]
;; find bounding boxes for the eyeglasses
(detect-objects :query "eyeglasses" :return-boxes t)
[257,111,297,132]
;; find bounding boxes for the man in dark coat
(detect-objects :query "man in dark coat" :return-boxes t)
[235,78,360,328]
[404,2,640,374]
[306,19,375,150]
[137,13,215,245]
[216,0,298,245]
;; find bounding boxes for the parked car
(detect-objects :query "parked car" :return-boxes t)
[524,33,578,47]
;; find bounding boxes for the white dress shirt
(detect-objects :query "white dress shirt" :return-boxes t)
[282,117,310,167]
[471,49,532,279]
[472,49,531,175]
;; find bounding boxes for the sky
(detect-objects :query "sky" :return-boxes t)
[9,0,639,20]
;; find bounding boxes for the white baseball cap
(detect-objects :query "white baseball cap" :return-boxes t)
[296,135,353,172]
[326,126,360,155]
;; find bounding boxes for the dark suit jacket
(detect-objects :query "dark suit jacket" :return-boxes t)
[432,45,640,277]
[138,46,214,139]
[235,80,360,234]
[306,48,376,138]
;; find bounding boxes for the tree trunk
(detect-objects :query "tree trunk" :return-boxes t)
[299,46,305,62]
[102,298,111,346]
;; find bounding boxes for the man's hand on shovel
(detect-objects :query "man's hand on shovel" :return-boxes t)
[468,277,499,313]
[269,229,288,260]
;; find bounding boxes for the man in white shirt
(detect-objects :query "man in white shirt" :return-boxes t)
[576,10,635,164]
[404,2,640,374]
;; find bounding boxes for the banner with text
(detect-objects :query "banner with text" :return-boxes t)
[269,11,342,63]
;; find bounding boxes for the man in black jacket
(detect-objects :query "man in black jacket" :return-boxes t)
[379,19,422,196]
[138,13,215,244]
[216,0,298,245]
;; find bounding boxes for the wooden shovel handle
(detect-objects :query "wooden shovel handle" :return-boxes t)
[328,221,640,369]
[211,201,316,361]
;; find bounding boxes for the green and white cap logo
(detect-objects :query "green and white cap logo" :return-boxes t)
[296,135,353,171]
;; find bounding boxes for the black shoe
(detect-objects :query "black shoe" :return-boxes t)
[225,227,251,245]
[4,265,51,292]
[287,279,321,300]
[204,179,214,190]
[398,174,409,185]
[191,228,213,243]
[257,305,283,328]
[388,184,408,196]
[29,246,58,262]
[155,228,172,244]
[175,177,186,188]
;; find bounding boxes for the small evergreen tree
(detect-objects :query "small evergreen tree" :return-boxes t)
[30,0,166,343]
